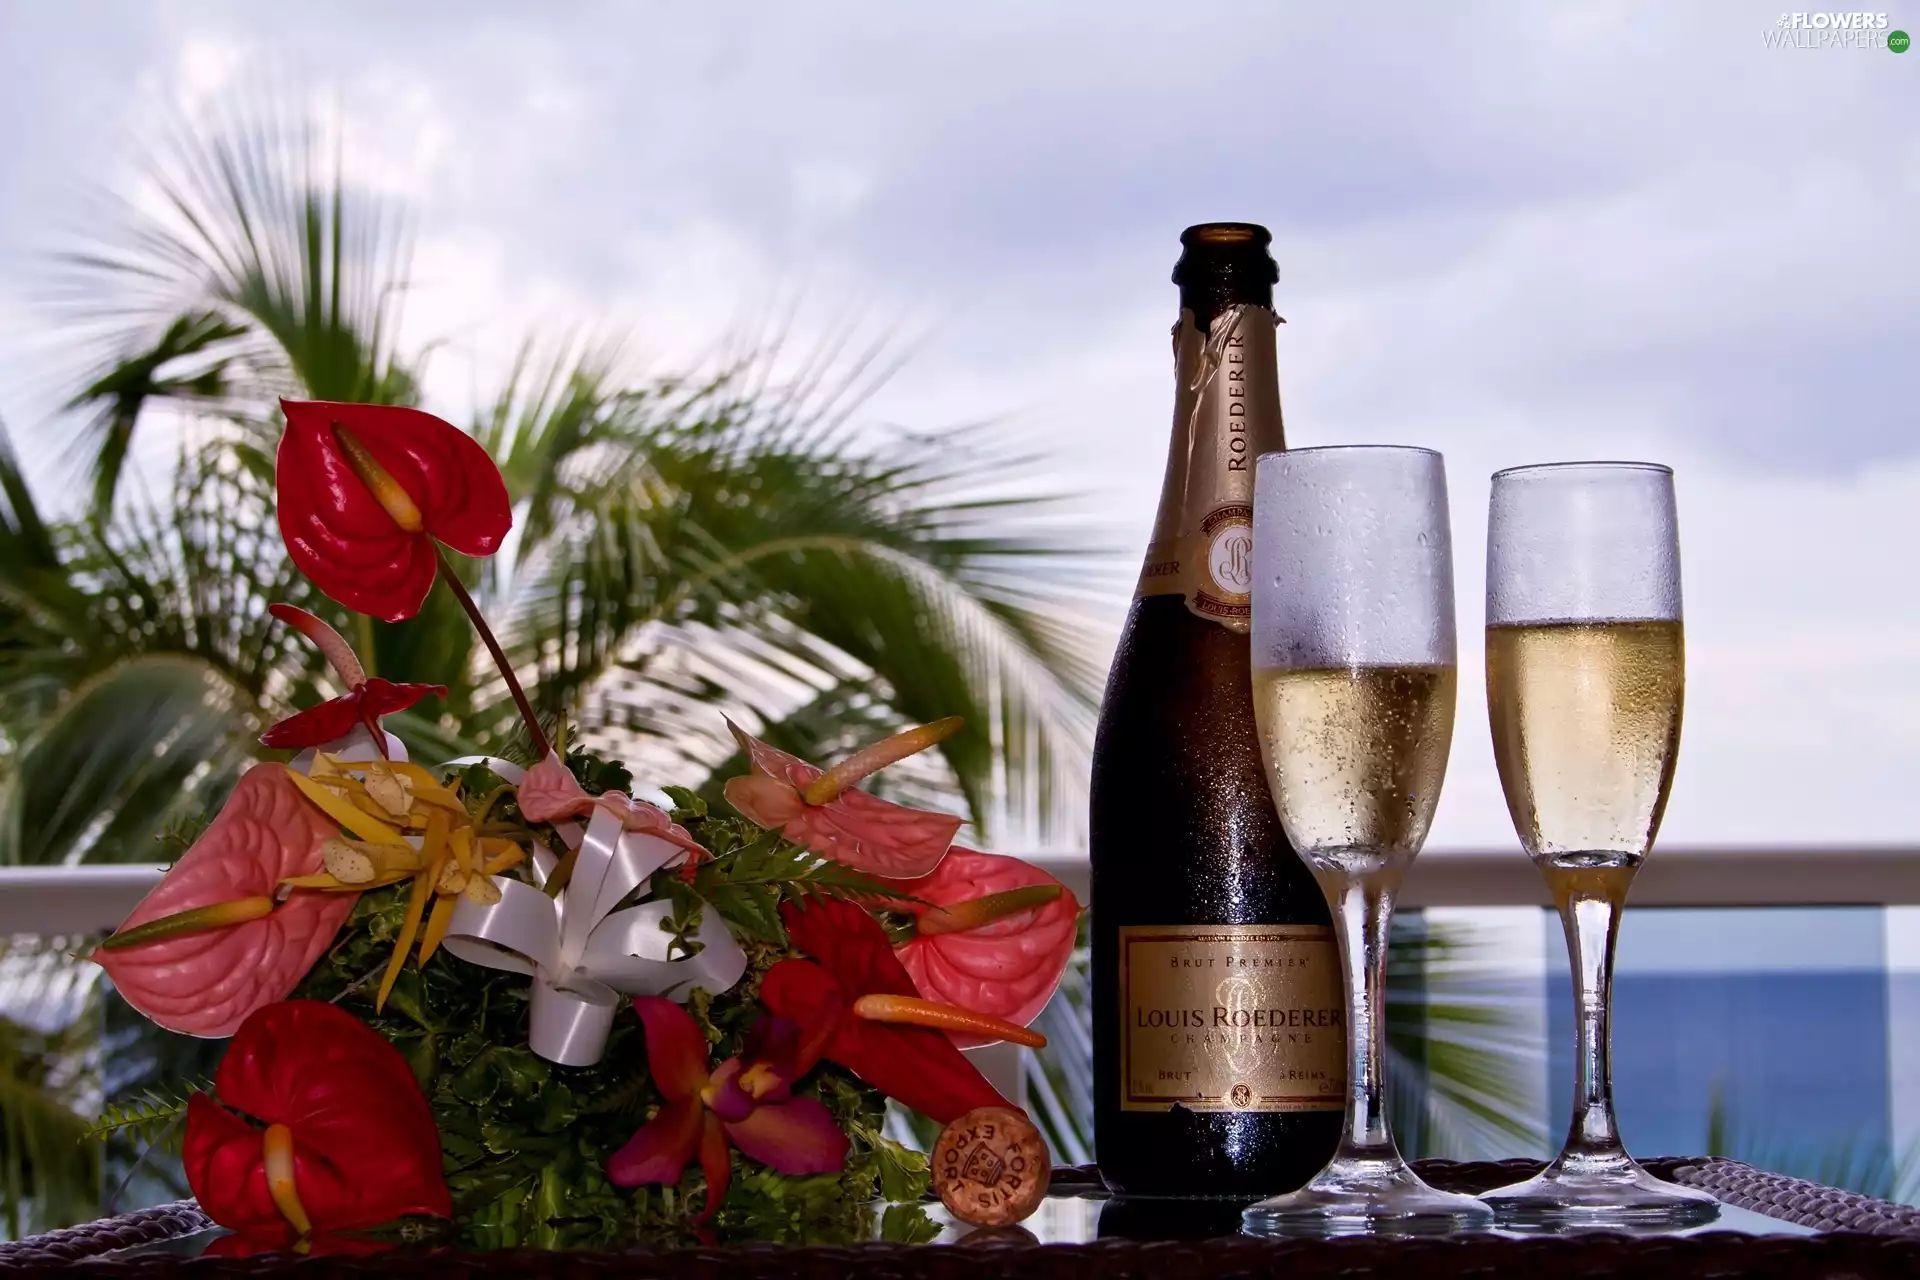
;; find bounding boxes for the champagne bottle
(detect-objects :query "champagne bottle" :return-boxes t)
[1090,223,1344,1197]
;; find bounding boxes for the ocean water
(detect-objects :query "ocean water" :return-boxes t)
[1529,906,1913,1199]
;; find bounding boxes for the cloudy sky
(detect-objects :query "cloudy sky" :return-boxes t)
[0,1,1914,849]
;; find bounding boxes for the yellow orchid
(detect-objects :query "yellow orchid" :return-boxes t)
[280,756,529,1011]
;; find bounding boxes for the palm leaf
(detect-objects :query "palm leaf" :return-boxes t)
[0,420,59,571]
[0,421,96,726]
[66,310,249,518]
[0,654,244,865]
[55,99,418,516]
[504,361,1108,842]
[1384,915,1548,1160]
[0,1017,100,1238]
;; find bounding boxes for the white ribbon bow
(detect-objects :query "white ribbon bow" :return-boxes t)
[431,757,748,1067]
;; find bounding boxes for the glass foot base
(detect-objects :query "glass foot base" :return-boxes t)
[1481,1154,1719,1230]
[1242,1154,1495,1238]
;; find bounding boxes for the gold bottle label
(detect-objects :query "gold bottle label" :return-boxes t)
[1135,305,1286,632]
[1118,923,1344,1113]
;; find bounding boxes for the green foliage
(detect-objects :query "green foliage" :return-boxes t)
[277,750,933,1247]
[1384,914,1549,1160]
[0,1016,100,1240]
[82,1081,207,1153]
[666,803,907,949]
[563,744,634,799]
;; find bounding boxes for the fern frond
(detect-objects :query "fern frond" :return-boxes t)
[153,814,210,862]
[85,1079,209,1150]
[678,828,924,946]
[706,831,907,904]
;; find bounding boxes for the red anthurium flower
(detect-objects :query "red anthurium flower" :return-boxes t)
[259,605,444,753]
[606,998,849,1221]
[757,898,1038,1126]
[183,1001,451,1253]
[721,719,965,879]
[202,1230,397,1259]
[893,848,1082,1049]
[276,399,511,624]
[95,765,352,1038]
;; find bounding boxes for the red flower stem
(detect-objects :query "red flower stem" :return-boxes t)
[356,613,378,680]
[433,544,552,759]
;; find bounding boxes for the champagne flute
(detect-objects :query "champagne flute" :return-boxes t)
[1240,446,1492,1237]
[1478,462,1717,1228]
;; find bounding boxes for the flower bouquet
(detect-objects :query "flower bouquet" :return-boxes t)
[92,401,1081,1255]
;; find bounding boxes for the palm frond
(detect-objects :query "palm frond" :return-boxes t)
[0,654,244,865]
[55,96,419,515]
[505,360,1109,843]
[0,420,59,571]
[0,421,95,731]
[0,438,347,865]
[0,1016,100,1238]
[1385,915,1549,1160]
[472,336,634,572]
[65,310,249,518]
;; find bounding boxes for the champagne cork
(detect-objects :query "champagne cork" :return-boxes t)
[931,1106,1050,1227]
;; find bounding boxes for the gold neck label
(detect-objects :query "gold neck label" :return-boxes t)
[1135,305,1285,632]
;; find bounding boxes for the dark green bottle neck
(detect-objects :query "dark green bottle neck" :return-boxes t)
[1173,223,1278,330]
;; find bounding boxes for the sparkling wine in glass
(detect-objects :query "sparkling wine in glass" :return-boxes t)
[1478,462,1717,1229]
[1240,446,1493,1238]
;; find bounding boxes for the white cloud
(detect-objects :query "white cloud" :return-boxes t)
[1,0,1914,848]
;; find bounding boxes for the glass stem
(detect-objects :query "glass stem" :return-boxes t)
[1559,888,1628,1163]
[1330,871,1400,1160]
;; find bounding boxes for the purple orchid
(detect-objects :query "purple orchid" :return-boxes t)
[606,998,849,1220]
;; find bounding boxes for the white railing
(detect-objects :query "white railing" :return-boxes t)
[8,845,1920,937]
[1025,846,1920,911]
[0,865,171,936]
[7,848,1918,1169]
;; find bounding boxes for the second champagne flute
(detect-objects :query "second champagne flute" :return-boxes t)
[1478,462,1718,1228]
[1240,446,1492,1237]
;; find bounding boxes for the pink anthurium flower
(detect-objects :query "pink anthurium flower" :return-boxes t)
[720,718,965,880]
[606,997,849,1221]
[515,753,707,863]
[892,848,1081,1049]
[95,765,352,1038]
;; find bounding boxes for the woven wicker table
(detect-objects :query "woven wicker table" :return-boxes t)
[5,1158,1918,1277]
